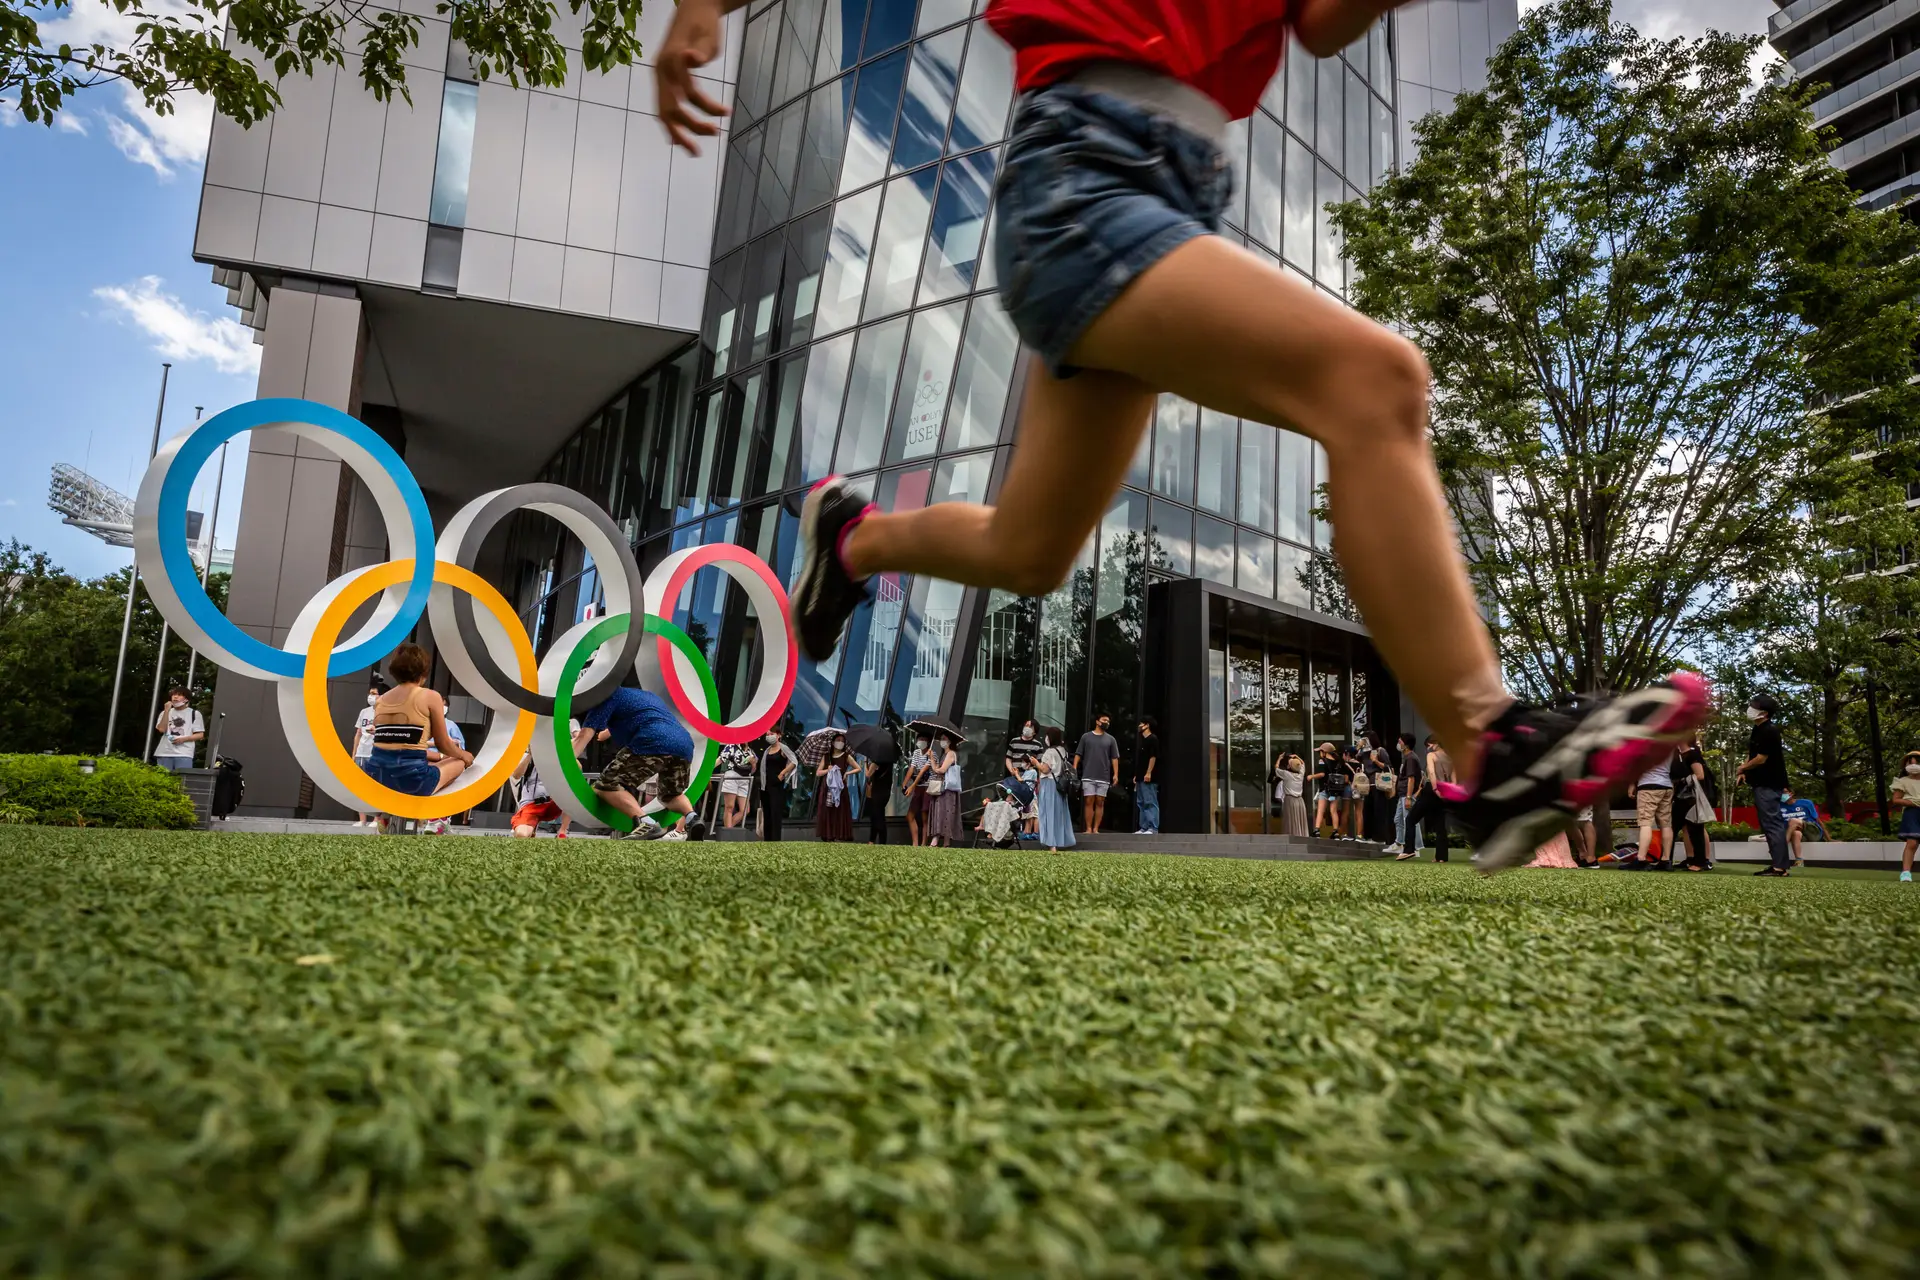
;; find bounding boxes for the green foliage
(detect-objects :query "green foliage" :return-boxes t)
[1705,821,1756,842]
[0,541,224,757]
[1334,0,1920,701]
[1822,818,1888,844]
[3,832,1918,1273]
[0,755,198,829]
[3,0,646,129]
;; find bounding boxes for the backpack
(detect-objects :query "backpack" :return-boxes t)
[1048,748,1081,796]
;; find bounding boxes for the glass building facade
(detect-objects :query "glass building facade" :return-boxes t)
[497,0,1407,832]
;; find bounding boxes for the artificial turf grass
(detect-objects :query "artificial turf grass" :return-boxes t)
[2,831,1917,1277]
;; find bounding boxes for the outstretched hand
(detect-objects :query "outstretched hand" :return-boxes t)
[656,0,733,154]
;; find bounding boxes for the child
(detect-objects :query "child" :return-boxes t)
[508,718,582,839]
[1894,751,1920,883]
[652,0,1708,869]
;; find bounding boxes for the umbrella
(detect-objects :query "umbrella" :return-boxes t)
[906,716,962,742]
[798,727,843,767]
[845,724,898,765]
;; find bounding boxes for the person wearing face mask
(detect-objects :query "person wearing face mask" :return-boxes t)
[1074,714,1120,835]
[926,733,965,847]
[715,739,758,829]
[904,734,932,846]
[152,685,205,773]
[1675,733,1717,872]
[349,681,385,826]
[757,726,799,841]
[1780,786,1825,868]
[815,734,856,843]
[1736,694,1791,876]
[1892,752,1920,883]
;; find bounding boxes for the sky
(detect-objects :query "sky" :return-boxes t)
[0,0,1775,582]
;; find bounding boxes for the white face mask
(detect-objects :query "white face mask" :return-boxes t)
[915,739,929,751]
[1021,725,1034,738]
[1746,706,1766,722]
[1907,764,1920,777]
[368,693,379,705]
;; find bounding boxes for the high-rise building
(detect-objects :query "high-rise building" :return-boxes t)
[1769,0,1920,211]
[193,0,1517,829]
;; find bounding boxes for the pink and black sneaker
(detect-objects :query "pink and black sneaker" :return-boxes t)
[1444,672,1711,873]
[792,477,876,662]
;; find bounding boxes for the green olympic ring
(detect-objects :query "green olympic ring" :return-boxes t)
[551,612,721,832]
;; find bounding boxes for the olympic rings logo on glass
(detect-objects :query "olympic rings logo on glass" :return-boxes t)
[132,397,798,829]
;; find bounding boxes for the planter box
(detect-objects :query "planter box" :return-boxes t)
[1711,840,1908,868]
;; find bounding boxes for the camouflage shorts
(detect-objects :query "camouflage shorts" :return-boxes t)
[592,749,690,800]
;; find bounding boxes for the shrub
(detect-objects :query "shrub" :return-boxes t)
[1705,821,1757,841]
[1823,818,1890,843]
[0,755,198,830]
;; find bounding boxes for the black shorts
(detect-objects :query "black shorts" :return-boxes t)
[592,749,690,800]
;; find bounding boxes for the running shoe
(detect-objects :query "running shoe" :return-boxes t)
[660,827,689,842]
[792,477,876,662]
[1902,870,1912,883]
[685,819,709,842]
[1445,673,1711,874]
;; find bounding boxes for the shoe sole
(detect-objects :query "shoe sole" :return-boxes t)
[791,480,837,662]
[1476,672,1711,875]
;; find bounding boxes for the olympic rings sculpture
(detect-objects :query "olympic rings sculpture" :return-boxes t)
[132,397,798,829]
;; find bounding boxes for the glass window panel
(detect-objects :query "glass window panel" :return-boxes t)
[741,231,785,364]
[799,331,856,483]
[1228,643,1266,832]
[1283,131,1315,271]
[1033,531,1094,734]
[835,315,911,474]
[682,388,725,518]
[1312,440,1331,547]
[942,294,1017,450]
[1286,36,1314,143]
[815,185,882,335]
[1312,662,1348,742]
[817,0,869,79]
[918,0,968,31]
[949,24,1014,153]
[1282,537,1313,602]
[1194,514,1235,586]
[753,351,809,496]
[1151,395,1196,504]
[893,25,965,173]
[752,100,807,236]
[1370,16,1393,92]
[919,148,996,301]
[1239,420,1276,531]
[1209,643,1226,831]
[894,576,964,717]
[713,372,765,509]
[1372,92,1393,188]
[703,251,743,379]
[714,126,762,257]
[1267,651,1306,756]
[1316,57,1343,168]
[1220,117,1249,230]
[864,166,938,320]
[736,6,776,124]
[1096,488,1145,620]
[886,299,966,463]
[428,80,477,226]
[783,206,831,348]
[1316,160,1344,293]
[1276,427,1313,546]
[934,449,993,504]
[794,80,851,214]
[1237,530,1276,598]
[863,0,917,58]
[1345,64,1368,185]
[1247,111,1283,254]
[774,0,827,108]
[1148,499,1191,575]
[840,48,909,195]
[976,147,1005,289]
[846,561,911,715]
[1126,423,1150,490]
[1195,409,1236,515]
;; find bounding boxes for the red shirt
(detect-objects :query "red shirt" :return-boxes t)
[985,0,1294,122]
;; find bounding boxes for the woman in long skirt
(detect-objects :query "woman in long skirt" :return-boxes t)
[815,736,855,843]
[1276,752,1310,836]
[1036,728,1077,851]
[925,733,965,847]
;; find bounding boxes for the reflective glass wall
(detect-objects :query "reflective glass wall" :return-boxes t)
[501,4,1401,826]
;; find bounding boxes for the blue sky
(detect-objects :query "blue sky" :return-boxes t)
[1,10,260,583]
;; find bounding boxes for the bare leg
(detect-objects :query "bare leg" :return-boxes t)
[1903,839,1915,872]
[513,823,535,838]
[844,238,1504,771]
[434,759,466,790]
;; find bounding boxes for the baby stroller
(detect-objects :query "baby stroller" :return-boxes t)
[974,778,1037,849]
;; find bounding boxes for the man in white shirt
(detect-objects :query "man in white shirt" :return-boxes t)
[350,681,382,826]
[152,686,204,772]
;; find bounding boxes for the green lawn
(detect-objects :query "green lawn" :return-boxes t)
[3,830,1918,1277]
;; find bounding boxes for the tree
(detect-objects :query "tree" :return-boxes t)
[3,0,647,128]
[1333,0,1920,702]
[0,540,226,757]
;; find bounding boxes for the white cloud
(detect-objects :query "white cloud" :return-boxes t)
[94,277,261,376]
[1518,0,1775,80]
[35,0,215,177]
[0,499,17,508]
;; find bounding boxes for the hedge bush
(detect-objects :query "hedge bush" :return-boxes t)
[0,754,199,829]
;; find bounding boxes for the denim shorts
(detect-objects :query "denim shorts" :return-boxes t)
[364,748,442,797]
[992,83,1232,377]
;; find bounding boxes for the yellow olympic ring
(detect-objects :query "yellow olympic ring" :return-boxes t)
[301,560,536,820]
